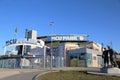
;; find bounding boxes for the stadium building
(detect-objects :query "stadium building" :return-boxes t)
[0,29,46,68]
[37,34,103,68]
[0,29,103,68]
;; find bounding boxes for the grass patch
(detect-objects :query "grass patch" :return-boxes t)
[37,70,120,80]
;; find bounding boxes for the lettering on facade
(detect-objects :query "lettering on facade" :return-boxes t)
[6,39,44,46]
[50,35,86,41]
[6,39,17,46]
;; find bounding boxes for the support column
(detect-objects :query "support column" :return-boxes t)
[43,46,46,69]
[4,46,6,55]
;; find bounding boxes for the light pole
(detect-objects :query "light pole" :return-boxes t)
[110,41,113,49]
[50,21,54,69]
[14,27,18,40]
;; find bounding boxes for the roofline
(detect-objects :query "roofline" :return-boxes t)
[37,34,89,37]
[37,36,47,39]
[5,43,44,48]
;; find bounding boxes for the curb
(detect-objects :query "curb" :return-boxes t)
[33,70,58,80]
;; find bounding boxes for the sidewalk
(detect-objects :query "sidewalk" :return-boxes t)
[0,68,43,79]
[0,69,18,79]
[52,67,100,72]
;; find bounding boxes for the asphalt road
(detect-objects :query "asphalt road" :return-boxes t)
[0,70,46,80]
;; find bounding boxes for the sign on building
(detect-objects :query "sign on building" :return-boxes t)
[46,35,88,41]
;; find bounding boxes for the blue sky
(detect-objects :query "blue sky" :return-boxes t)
[0,0,120,54]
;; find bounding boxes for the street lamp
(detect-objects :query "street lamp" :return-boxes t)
[50,21,54,69]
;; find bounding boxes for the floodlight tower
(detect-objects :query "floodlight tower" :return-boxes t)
[14,27,18,40]
[110,41,113,49]
[50,21,54,69]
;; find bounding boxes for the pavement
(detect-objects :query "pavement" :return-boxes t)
[0,68,44,79]
[0,67,100,80]
[87,67,120,77]
[87,71,120,77]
